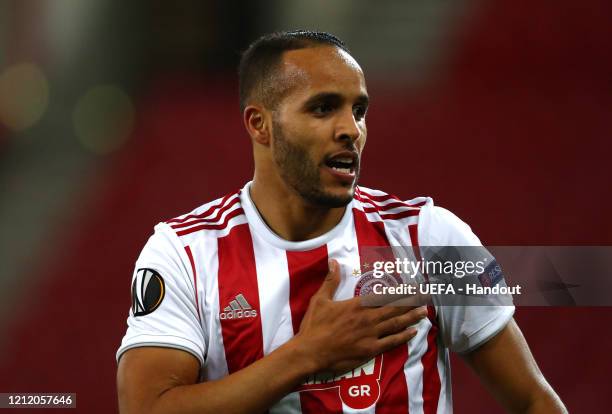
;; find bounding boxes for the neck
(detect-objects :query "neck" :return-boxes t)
[249,175,348,242]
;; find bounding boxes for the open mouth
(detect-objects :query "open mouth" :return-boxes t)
[324,152,358,175]
[326,158,355,174]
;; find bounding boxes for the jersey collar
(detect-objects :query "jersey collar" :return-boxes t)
[240,181,354,251]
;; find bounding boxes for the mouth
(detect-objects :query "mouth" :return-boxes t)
[323,151,359,182]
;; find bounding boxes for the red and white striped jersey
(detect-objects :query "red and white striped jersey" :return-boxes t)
[117,182,514,413]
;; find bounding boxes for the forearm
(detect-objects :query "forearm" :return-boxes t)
[464,320,567,414]
[150,339,315,414]
[523,385,567,414]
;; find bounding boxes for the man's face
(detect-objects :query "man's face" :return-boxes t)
[270,46,368,208]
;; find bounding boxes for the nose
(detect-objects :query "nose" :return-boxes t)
[334,107,361,144]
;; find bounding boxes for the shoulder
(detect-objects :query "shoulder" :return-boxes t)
[355,185,480,245]
[161,189,246,243]
[354,185,429,222]
[418,203,481,246]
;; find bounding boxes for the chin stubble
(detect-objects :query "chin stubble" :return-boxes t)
[272,121,357,208]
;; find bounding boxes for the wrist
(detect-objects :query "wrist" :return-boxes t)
[280,335,322,379]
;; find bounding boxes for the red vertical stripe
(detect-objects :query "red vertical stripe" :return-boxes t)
[299,389,344,413]
[217,224,265,374]
[408,223,441,414]
[286,245,328,334]
[354,209,410,413]
[286,246,343,413]
[184,246,201,322]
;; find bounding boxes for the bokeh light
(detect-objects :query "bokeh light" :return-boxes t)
[0,63,50,131]
[73,85,134,155]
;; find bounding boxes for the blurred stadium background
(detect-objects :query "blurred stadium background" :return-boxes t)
[1,0,611,412]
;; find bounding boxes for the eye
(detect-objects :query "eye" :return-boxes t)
[353,104,367,121]
[312,103,333,116]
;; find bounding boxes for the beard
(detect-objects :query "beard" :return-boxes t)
[272,120,358,208]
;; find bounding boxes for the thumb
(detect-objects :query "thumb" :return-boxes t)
[317,259,341,299]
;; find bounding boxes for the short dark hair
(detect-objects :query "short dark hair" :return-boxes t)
[238,30,350,112]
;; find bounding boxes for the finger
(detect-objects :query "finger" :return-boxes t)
[316,259,341,299]
[384,291,431,308]
[369,304,427,324]
[375,308,427,337]
[330,359,371,376]
[375,327,418,354]
[359,284,430,308]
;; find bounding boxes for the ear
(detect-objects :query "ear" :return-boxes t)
[243,105,271,146]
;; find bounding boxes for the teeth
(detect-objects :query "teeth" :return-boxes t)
[331,166,352,174]
[334,157,353,163]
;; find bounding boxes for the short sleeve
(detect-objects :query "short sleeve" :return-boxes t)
[418,204,515,354]
[116,223,206,365]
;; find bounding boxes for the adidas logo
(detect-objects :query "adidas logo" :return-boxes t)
[220,293,258,320]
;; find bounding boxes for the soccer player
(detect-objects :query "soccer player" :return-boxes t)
[117,31,566,413]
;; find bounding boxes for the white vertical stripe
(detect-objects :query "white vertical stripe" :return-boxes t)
[381,218,421,414]
[405,318,432,414]
[436,345,452,413]
[250,229,295,355]
[329,211,377,414]
[198,236,229,381]
[251,229,303,413]
[327,210,362,302]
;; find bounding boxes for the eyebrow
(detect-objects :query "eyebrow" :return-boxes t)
[302,92,370,108]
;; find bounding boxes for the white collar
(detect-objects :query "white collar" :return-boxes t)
[239,181,354,251]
